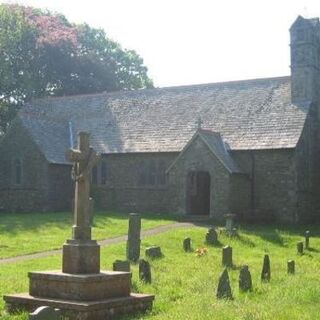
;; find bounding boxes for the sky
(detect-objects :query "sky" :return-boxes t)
[1,0,320,87]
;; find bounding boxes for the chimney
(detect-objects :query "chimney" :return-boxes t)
[290,16,320,103]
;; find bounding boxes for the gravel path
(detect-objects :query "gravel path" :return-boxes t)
[0,222,205,265]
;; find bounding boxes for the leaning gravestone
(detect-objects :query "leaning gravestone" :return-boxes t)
[287,260,295,274]
[216,268,233,299]
[29,306,61,320]
[145,246,162,258]
[222,245,233,267]
[239,265,252,292]
[261,254,271,281]
[113,260,130,272]
[126,213,141,262]
[139,259,152,283]
[183,238,192,252]
[297,241,304,255]
[305,231,310,249]
[205,228,218,245]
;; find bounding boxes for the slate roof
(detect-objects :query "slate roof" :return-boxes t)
[167,129,242,173]
[18,76,310,164]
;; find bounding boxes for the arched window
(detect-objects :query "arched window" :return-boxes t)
[13,158,23,185]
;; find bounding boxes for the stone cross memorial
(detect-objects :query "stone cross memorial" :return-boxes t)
[4,132,154,320]
[63,132,100,274]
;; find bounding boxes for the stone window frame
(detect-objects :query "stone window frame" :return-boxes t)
[11,158,23,186]
[137,159,167,187]
[91,160,109,186]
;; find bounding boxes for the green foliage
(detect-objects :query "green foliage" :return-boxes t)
[1,225,320,319]
[0,4,153,134]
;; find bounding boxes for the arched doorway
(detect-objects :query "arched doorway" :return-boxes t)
[186,171,211,215]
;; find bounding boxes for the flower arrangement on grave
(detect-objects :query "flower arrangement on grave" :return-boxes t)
[195,247,208,257]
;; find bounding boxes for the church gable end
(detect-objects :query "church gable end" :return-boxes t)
[0,119,50,212]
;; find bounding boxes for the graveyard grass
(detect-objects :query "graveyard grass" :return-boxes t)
[0,211,175,258]
[1,223,320,319]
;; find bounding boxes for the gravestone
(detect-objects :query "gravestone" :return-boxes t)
[297,241,303,255]
[216,268,233,299]
[113,260,130,272]
[183,238,192,252]
[4,132,155,320]
[139,259,151,283]
[222,245,233,267]
[146,246,162,258]
[239,265,252,292]
[261,254,271,281]
[305,231,310,249]
[205,228,218,245]
[287,260,295,274]
[126,213,141,262]
[224,214,236,234]
[29,306,61,320]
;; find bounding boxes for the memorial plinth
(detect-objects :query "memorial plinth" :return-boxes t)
[4,132,154,319]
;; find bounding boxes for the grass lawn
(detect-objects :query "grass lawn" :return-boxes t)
[0,211,176,259]
[1,224,320,319]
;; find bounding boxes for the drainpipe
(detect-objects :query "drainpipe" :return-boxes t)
[250,151,255,216]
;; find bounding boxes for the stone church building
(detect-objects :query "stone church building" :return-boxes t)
[1,16,320,223]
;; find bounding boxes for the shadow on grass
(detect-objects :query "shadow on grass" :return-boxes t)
[0,210,178,236]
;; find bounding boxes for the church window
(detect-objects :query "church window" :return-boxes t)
[138,161,147,186]
[148,160,156,185]
[13,158,23,185]
[91,161,108,185]
[138,159,167,187]
[91,165,98,185]
[100,162,108,185]
[157,160,166,185]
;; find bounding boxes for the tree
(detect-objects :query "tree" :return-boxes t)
[0,4,153,134]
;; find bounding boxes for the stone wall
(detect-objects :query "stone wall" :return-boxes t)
[0,119,49,212]
[91,152,177,213]
[48,164,73,211]
[295,107,320,222]
[233,149,297,222]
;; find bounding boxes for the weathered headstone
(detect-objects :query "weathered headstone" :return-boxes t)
[113,260,130,272]
[224,213,236,234]
[239,265,252,292]
[126,213,141,262]
[145,246,162,258]
[231,227,237,237]
[305,231,310,249]
[29,306,61,320]
[205,228,218,245]
[222,245,233,267]
[261,254,271,282]
[183,238,192,252]
[297,241,303,255]
[216,268,233,299]
[287,260,295,274]
[139,259,151,283]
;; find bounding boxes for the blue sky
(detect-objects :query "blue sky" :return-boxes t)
[2,0,320,87]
